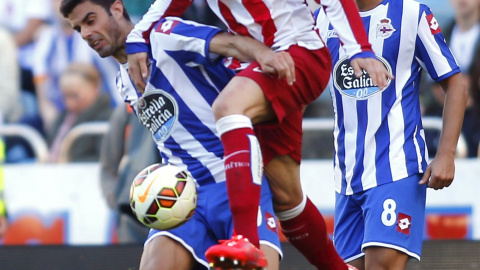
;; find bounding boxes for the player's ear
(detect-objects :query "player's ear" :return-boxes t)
[110,0,124,19]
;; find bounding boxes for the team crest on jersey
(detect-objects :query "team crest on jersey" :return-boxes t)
[333,56,392,100]
[376,18,396,39]
[136,89,178,142]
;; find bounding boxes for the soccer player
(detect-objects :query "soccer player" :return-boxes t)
[60,0,290,269]
[315,0,468,269]
[124,0,392,269]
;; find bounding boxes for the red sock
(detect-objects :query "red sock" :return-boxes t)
[221,127,262,248]
[280,198,347,270]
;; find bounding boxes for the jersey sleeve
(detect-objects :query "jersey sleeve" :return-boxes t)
[415,6,461,82]
[149,18,224,64]
[125,0,194,55]
[318,0,375,59]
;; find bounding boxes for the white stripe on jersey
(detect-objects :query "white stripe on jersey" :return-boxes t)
[319,0,460,195]
[360,5,386,191]
[163,121,225,184]
[417,10,457,77]
[387,1,416,182]
[148,45,218,133]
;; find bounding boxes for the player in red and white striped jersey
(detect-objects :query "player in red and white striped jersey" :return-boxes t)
[125,0,392,269]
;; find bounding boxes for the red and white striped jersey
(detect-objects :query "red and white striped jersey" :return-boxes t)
[126,0,373,58]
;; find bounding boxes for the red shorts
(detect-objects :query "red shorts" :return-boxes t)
[237,45,332,164]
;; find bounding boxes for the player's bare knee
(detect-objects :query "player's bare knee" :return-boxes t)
[271,193,303,213]
[212,97,230,119]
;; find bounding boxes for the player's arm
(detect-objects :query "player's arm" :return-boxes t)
[126,0,193,92]
[415,6,468,189]
[314,3,393,89]
[419,73,468,189]
[209,32,295,85]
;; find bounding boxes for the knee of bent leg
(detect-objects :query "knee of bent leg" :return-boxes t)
[212,96,230,120]
[270,185,303,213]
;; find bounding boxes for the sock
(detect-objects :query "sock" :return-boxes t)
[217,115,262,248]
[278,197,347,270]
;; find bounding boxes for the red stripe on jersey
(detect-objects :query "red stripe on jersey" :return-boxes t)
[241,0,277,47]
[142,22,157,45]
[338,0,372,53]
[163,0,193,17]
[218,1,251,37]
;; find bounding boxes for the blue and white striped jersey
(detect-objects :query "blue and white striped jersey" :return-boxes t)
[315,0,461,195]
[117,18,235,187]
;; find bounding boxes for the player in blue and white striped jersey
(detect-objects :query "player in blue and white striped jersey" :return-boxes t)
[316,0,468,269]
[61,0,292,269]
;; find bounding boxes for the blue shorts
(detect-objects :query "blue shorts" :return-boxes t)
[144,179,282,269]
[334,174,426,262]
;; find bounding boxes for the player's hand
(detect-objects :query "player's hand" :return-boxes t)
[127,52,149,94]
[418,153,455,190]
[0,216,8,237]
[258,51,296,85]
[350,57,394,90]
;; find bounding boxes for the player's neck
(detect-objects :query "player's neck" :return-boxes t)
[355,0,383,12]
[113,22,135,64]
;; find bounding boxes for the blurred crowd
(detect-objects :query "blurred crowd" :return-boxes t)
[0,0,478,165]
[0,0,224,164]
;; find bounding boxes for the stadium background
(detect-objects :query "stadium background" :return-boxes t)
[3,0,480,269]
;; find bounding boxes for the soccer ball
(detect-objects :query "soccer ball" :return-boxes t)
[129,163,197,230]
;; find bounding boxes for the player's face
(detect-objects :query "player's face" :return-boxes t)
[67,1,125,58]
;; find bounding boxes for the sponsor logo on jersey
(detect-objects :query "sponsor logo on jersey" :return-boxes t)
[332,56,392,100]
[426,13,441,35]
[136,89,178,142]
[327,29,338,39]
[397,212,411,235]
[376,18,396,39]
[155,19,180,34]
[265,211,278,233]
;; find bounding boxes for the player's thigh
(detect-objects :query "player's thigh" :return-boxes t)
[261,244,280,270]
[264,155,303,212]
[364,246,408,270]
[140,235,196,270]
[212,76,275,122]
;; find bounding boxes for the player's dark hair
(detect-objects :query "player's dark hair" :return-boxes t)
[60,0,130,21]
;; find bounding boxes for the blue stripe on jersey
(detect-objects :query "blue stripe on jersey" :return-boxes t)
[163,136,218,186]
[166,50,235,105]
[148,59,224,159]
[415,38,438,78]
[350,15,373,193]
[352,99,366,193]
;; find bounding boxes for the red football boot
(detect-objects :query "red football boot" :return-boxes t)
[205,235,267,270]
